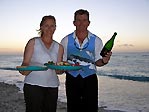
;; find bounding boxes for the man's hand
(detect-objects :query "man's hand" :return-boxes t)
[102,51,112,64]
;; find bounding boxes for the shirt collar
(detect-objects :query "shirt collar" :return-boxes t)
[73,30,91,39]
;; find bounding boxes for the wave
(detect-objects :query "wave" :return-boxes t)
[99,74,149,82]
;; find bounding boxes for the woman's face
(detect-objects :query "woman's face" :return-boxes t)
[41,19,56,37]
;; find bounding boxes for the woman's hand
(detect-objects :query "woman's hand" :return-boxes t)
[55,70,65,74]
[19,70,32,76]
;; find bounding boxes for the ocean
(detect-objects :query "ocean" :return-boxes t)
[0,52,149,112]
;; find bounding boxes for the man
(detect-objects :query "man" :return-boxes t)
[61,9,112,112]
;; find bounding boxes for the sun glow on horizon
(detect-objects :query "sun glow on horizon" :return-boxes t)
[0,0,149,53]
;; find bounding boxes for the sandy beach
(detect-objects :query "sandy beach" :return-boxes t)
[0,82,125,112]
[0,82,67,112]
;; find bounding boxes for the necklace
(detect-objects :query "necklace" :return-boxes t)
[74,35,89,51]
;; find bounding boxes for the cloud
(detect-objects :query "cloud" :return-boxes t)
[118,44,134,47]
[0,48,22,54]
[0,48,11,50]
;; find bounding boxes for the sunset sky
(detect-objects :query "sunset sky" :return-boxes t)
[0,0,149,54]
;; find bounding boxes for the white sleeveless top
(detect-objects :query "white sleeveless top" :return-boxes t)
[24,37,60,87]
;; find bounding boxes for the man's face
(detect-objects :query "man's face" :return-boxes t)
[73,14,90,31]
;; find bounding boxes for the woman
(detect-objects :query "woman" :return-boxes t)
[19,15,63,112]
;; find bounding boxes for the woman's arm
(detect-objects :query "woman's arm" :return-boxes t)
[57,44,64,62]
[19,38,35,75]
[56,44,64,74]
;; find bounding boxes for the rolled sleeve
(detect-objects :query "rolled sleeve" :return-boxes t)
[95,37,103,61]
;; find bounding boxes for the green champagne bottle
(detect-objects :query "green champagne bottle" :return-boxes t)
[100,32,117,57]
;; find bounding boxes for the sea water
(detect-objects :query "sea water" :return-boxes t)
[0,52,149,112]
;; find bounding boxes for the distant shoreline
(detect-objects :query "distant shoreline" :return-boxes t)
[0,51,149,55]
